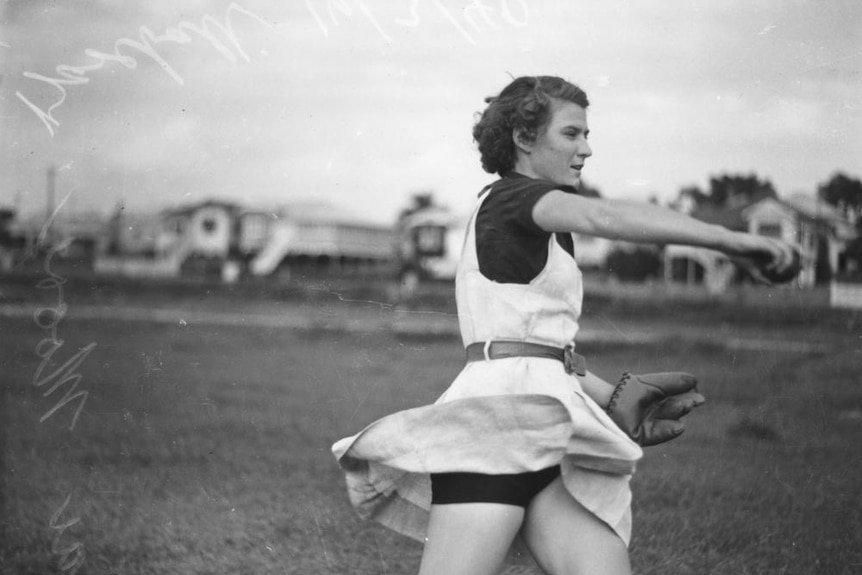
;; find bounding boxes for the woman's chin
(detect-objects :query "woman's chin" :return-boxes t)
[562,174,581,188]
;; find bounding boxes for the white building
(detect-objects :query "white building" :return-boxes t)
[98,198,394,280]
[246,201,394,276]
[665,193,855,290]
[395,206,465,284]
[160,200,239,260]
[10,209,109,273]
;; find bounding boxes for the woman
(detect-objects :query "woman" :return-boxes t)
[332,76,796,575]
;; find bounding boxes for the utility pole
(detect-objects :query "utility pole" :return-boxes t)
[46,164,56,219]
[45,163,56,246]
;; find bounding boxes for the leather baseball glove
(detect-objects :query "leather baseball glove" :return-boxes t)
[606,372,705,446]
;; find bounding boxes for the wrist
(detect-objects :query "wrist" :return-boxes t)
[579,371,616,408]
[594,381,616,409]
[722,230,751,256]
[605,376,627,414]
[714,228,749,256]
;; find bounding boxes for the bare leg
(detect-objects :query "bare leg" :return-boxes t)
[418,503,525,575]
[522,477,631,575]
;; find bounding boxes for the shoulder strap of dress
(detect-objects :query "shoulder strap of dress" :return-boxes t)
[460,182,495,260]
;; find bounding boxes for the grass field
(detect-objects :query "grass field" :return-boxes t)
[2,283,861,574]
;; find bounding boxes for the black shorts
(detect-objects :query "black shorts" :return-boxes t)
[430,465,560,508]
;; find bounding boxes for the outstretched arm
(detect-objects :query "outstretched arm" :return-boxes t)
[532,191,796,270]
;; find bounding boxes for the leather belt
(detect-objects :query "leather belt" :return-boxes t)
[465,341,586,376]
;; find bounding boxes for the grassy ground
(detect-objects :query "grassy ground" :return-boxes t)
[2,291,861,574]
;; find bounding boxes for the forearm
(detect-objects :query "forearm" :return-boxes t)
[534,192,747,254]
[591,199,742,251]
[578,370,615,409]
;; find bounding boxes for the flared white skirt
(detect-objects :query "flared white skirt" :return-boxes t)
[331,356,643,565]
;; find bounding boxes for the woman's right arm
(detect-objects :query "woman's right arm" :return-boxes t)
[532,190,795,267]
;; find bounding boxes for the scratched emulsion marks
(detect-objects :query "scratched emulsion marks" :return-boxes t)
[9,243,96,574]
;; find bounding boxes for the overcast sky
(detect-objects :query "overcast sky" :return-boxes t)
[1,0,860,224]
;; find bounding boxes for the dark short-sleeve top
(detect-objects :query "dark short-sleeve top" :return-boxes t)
[476,172,580,284]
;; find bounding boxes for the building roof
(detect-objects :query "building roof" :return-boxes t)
[243,200,392,230]
[744,194,855,238]
[690,192,856,240]
[160,199,243,217]
[783,193,849,223]
[11,210,110,238]
[401,206,460,229]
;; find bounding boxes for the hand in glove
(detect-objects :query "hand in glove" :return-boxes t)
[606,372,705,446]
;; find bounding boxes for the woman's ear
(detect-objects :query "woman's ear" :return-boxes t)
[513,128,532,154]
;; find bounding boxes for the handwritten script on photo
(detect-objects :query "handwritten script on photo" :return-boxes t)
[30,238,94,574]
[15,3,274,138]
[15,0,528,137]
[304,0,528,44]
[33,241,96,431]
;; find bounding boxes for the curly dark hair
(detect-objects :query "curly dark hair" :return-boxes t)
[472,76,589,175]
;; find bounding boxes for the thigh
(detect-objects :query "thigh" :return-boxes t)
[521,477,631,575]
[418,503,525,575]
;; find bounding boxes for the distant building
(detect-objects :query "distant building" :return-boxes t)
[0,208,25,271]
[107,209,163,256]
[395,206,464,286]
[161,200,240,259]
[747,194,855,283]
[160,200,242,277]
[98,200,238,278]
[246,201,395,277]
[8,209,109,273]
[665,193,855,290]
[99,198,395,280]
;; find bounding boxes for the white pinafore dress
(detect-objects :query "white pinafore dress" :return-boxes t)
[331,186,643,563]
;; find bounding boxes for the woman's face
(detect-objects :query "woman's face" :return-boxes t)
[514,99,592,188]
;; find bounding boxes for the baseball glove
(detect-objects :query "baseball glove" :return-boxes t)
[606,371,705,446]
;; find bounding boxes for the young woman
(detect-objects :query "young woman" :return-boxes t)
[332,76,796,575]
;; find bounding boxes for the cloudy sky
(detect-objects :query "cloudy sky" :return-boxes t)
[1,0,860,224]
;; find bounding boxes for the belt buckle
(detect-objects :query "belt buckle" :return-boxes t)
[563,344,585,376]
[483,340,493,362]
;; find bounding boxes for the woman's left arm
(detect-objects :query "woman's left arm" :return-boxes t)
[580,369,705,445]
[578,370,616,408]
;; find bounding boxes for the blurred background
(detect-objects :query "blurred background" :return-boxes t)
[2,1,861,574]
[1,0,861,291]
